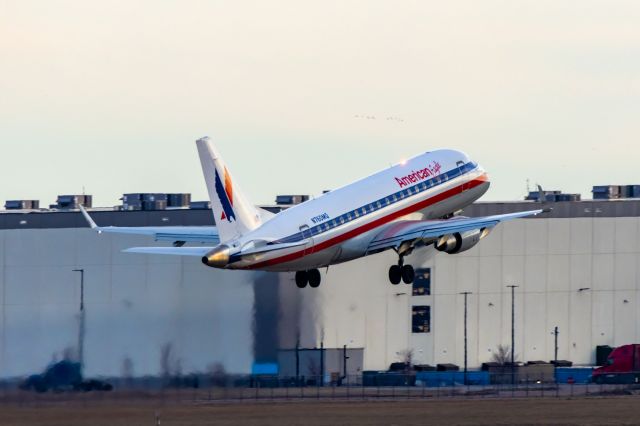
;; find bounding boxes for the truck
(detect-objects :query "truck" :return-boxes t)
[591,344,640,384]
[20,360,113,393]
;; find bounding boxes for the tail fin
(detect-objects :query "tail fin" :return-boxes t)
[196,137,262,242]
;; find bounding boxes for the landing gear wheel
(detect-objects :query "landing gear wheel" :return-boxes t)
[389,265,402,285]
[308,269,321,288]
[295,271,308,288]
[401,264,415,284]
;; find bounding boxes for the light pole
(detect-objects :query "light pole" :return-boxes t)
[72,269,85,373]
[460,291,472,385]
[506,285,518,385]
[552,326,559,380]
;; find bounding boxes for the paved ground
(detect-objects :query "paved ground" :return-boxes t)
[1,396,640,425]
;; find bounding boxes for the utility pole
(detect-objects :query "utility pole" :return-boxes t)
[552,326,559,380]
[506,285,518,386]
[295,340,300,384]
[72,269,85,373]
[460,291,472,386]
[342,344,349,385]
[320,341,324,386]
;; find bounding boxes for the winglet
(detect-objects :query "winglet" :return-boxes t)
[537,184,545,203]
[78,204,99,230]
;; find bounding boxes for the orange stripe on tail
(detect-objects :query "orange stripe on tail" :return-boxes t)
[224,167,233,206]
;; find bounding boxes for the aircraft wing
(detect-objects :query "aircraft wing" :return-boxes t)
[79,205,220,244]
[124,239,308,261]
[367,209,547,253]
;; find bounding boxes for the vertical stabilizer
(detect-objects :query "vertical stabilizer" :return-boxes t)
[196,137,261,242]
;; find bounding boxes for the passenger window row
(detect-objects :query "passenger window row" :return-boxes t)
[285,162,475,242]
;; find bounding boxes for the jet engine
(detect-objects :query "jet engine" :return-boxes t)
[202,245,231,268]
[435,228,491,254]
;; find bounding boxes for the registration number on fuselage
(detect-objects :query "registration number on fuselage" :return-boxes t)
[311,213,330,224]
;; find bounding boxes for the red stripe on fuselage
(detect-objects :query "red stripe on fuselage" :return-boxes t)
[245,174,488,269]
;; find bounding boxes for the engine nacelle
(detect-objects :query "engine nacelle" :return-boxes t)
[435,228,491,254]
[202,245,231,268]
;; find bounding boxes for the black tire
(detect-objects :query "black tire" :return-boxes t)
[389,265,402,285]
[308,269,321,288]
[401,264,415,284]
[295,271,308,288]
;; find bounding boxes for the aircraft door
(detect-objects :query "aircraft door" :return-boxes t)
[299,225,314,256]
[456,161,468,192]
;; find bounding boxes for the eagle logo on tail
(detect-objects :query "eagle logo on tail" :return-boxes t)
[214,167,235,222]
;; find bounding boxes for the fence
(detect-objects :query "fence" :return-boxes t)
[0,372,638,405]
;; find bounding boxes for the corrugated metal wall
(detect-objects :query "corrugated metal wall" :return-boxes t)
[3,211,639,377]
[425,217,640,367]
[0,228,256,378]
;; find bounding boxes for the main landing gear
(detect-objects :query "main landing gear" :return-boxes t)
[389,258,415,285]
[295,269,321,288]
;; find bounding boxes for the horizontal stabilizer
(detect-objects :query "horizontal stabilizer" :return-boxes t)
[79,205,220,244]
[123,246,214,256]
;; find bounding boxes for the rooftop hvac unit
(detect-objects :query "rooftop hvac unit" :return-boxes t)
[142,200,167,211]
[5,200,39,210]
[620,185,640,198]
[592,185,621,200]
[55,195,92,209]
[189,201,211,210]
[167,193,191,207]
[275,195,310,205]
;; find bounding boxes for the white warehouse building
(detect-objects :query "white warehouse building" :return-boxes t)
[1,199,639,378]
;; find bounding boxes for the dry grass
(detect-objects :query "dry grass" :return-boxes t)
[1,396,640,426]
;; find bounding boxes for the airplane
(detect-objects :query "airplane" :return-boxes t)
[80,136,547,289]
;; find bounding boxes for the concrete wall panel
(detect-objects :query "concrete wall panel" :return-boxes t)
[615,217,638,253]
[502,255,524,289]
[76,229,113,266]
[478,256,502,295]
[568,291,592,364]
[570,254,592,292]
[477,293,501,364]
[593,219,615,254]
[502,221,525,256]
[546,292,569,360]
[613,291,636,345]
[548,219,571,255]
[547,255,570,293]
[433,294,456,364]
[570,218,592,254]
[524,255,546,293]
[525,220,548,255]
[4,266,41,306]
[592,254,614,291]
[592,291,614,348]
[478,225,502,256]
[522,292,547,361]
[614,253,636,291]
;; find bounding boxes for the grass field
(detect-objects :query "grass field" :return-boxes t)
[1,397,640,426]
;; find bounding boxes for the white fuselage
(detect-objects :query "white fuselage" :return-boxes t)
[225,149,489,272]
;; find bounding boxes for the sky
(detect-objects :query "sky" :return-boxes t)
[1,0,639,207]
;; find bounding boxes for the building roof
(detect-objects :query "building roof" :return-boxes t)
[2,199,640,230]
